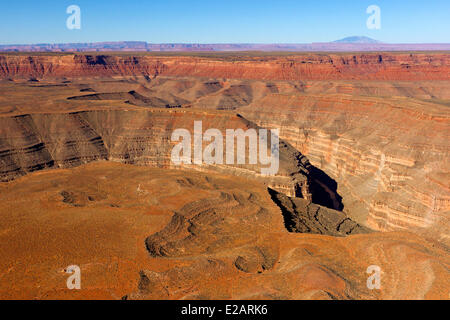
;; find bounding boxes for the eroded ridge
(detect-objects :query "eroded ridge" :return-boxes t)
[0,162,448,300]
[146,190,274,258]
[268,188,371,236]
[123,165,449,300]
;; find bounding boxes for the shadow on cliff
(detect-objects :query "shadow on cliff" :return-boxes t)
[307,166,344,211]
[268,187,368,236]
[236,113,344,212]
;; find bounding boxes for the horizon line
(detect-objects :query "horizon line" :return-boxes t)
[2,40,450,46]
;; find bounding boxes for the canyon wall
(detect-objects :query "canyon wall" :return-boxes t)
[1,53,450,81]
[240,94,450,242]
[0,109,330,204]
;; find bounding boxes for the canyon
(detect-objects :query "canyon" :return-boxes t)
[0,52,448,299]
[1,52,450,81]
[1,162,447,299]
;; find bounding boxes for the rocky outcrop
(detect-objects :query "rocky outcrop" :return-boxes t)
[268,188,370,236]
[116,165,446,300]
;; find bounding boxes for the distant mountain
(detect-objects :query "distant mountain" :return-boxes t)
[1,39,450,53]
[333,36,382,44]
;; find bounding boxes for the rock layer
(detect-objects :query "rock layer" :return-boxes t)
[0,109,340,208]
[1,53,450,81]
[240,93,450,243]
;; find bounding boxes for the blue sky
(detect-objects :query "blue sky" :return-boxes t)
[0,0,449,44]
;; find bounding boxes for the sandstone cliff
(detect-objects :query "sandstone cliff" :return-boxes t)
[1,53,449,81]
[0,109,342,209]
[240,93,450,242]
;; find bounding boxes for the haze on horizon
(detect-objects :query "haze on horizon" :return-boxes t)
[0,0,449,45]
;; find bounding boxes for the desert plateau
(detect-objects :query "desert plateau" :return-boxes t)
[0,51,449,300]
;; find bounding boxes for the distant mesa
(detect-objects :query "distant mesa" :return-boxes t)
[333,36,382,44]
[1,38,450,52]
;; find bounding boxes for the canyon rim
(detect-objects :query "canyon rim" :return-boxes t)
[0,50,448,300]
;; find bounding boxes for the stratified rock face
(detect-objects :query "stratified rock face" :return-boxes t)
[240,93,450,242]
[0,109,336,205]
[0,55,166,79]
[1,53,450,80]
